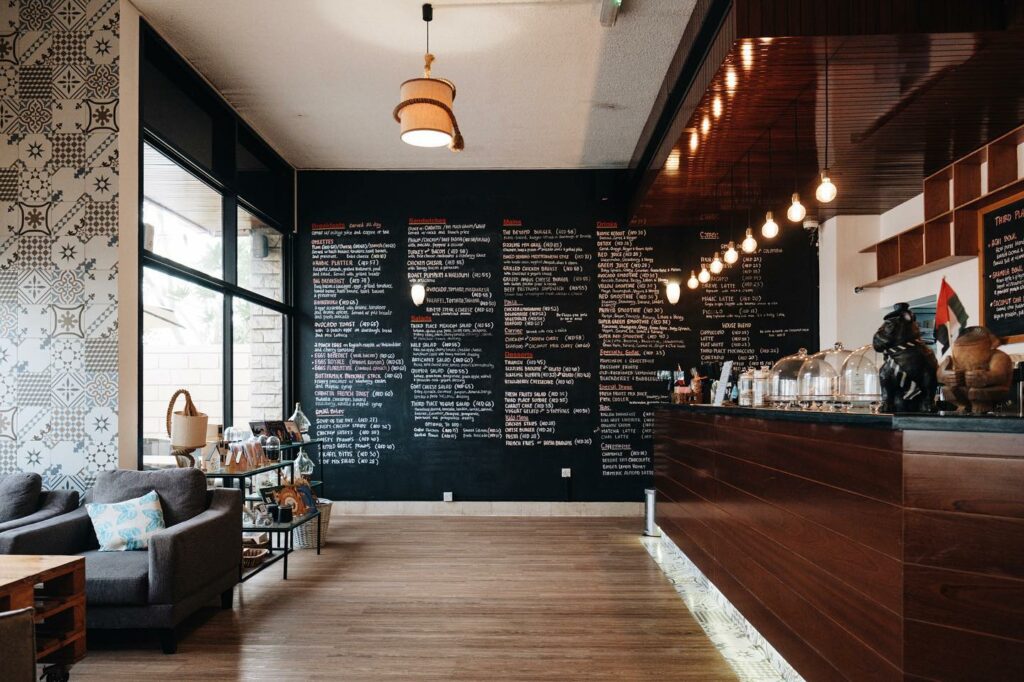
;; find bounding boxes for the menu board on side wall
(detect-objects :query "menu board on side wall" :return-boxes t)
[982,194,1024,341]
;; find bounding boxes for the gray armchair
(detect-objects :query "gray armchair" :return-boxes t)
[1,468,242,654]
[0,473,79,550]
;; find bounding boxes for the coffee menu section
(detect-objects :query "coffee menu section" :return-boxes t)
[983,194,1024,340]
[306,218,817,498]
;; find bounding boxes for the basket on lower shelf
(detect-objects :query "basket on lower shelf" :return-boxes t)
[293,499,332,549]
[242,547,269,568]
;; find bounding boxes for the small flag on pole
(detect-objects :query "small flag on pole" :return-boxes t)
[935,277,968,356]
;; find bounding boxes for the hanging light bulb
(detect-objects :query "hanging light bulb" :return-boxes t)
[725,67,737,93]
[697,264,711,283]
[712,95,722,118]
[411,283,426,306]
[709,252,723,274]
[761,211,779,239]
[741,228,757,253]
[687,271,699,289]
[816,171,837,203]
[665,281,681,304]
[787,193,806,222]
[724,241,738,264]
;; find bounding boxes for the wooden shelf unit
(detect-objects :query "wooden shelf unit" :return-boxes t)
[859,123,1024,288]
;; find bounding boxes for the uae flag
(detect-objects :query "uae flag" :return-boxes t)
[935,277,968,355]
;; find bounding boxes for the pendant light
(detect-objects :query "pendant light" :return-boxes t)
[787,105,807,222]
[709,251,724,274]
[815,33,836,203]
[760,130,779,238]
[687,271,699,289]
[741,227,757,253]
[665,281,681,304]
[723,169,739,264]
[394,4,464,151]
[724,241,738,264]
[411,283,427,306]
[697,264,711,283]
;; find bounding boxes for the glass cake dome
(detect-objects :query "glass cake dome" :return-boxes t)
[837,344,883,410]
[797,350,840,407]
[768,348,809,408]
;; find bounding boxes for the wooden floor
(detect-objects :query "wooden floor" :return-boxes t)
[72,516,736,681]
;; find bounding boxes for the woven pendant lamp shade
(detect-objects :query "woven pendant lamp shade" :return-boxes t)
[398,77,455,148]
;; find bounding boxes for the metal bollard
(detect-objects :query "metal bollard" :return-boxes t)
[643,488,660,537]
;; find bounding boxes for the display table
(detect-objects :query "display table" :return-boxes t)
[0,555,86,680]
[654,404,1024,681]
[241,509,321,581]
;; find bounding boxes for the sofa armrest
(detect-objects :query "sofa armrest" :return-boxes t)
[148,488,242,604]
[37,489,80,514]
[0,506,94,555]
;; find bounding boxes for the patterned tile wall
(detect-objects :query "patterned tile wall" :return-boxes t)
[0,0,119,492]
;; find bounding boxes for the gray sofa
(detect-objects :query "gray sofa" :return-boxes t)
[0,473,79,550]
[1,468,242,654]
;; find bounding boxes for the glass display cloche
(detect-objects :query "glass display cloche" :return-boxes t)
[768,348,809,408]
[820,342,852,376]
[837,344,884,410]
[797,350,840,408]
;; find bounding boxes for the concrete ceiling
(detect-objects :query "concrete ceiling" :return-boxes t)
[131,0,695,170]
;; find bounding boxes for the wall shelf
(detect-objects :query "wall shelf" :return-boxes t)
[857,122,1023,289]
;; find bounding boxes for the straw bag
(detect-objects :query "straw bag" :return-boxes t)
[166,388,208,451]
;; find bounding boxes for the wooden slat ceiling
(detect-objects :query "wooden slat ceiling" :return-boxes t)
[633,20,1024,227]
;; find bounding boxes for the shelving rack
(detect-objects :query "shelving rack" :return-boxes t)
[859,123,1024,288]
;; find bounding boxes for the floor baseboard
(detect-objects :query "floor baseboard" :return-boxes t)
[327,501,643,517]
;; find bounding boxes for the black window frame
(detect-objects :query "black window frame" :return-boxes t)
[138,20,295,469]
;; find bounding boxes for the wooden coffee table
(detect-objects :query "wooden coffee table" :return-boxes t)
[0,555,86,681]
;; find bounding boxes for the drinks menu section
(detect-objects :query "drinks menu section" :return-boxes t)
[310,221,406,467]
[983,195,1024,339]
[305,217,817,485]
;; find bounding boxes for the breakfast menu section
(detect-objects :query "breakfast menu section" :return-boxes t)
[303,214,818,493]
[310,221,406,467]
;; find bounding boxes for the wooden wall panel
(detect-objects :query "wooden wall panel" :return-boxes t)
[904,453,1024,518]
[904,620,1024,681]
[905,564,1024,643]
[655,408,1024,681]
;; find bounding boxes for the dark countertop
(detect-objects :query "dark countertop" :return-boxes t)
[657,403,1024,433]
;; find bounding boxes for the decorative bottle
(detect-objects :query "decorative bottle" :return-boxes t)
[294,447,315,479]
[289,402,311,434]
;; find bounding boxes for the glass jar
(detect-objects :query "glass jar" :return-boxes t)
[738,369,754,406]
[797,351,840,408]
[768,349,809,408]
[752,365,770,407]
[820,342,852,376]
[265,435,281,462]
[838,344,884,411]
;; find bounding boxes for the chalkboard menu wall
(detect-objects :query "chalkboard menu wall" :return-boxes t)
[982,194,1024,341]
[297,171,819,501]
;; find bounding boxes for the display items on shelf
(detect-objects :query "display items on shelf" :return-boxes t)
[938,326,1014,414]
[873,302,939,413]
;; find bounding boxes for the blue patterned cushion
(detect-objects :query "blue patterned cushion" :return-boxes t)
[86,490,166,551]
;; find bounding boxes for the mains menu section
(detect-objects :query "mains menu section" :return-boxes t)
[303,218,817,500]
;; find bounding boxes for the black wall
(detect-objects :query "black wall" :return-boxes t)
[296,170,818,502]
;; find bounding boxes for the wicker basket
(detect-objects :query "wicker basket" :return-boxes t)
[242,547,269,568]
[293,500,332,549]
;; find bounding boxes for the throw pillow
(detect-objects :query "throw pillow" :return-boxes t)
[0,473,42,523]
[86,490,166,551]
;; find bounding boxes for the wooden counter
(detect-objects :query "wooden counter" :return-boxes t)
[654,405,1024,681]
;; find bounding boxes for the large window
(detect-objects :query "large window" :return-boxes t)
[140,23,293,468]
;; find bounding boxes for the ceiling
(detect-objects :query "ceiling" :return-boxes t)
[132,0,696,170]
[632,1,1024,226]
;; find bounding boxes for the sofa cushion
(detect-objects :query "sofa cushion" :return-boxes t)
[0,473,42,523]
[90,469,206,527]
[81,550,150,606]
[86,490,166,551]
